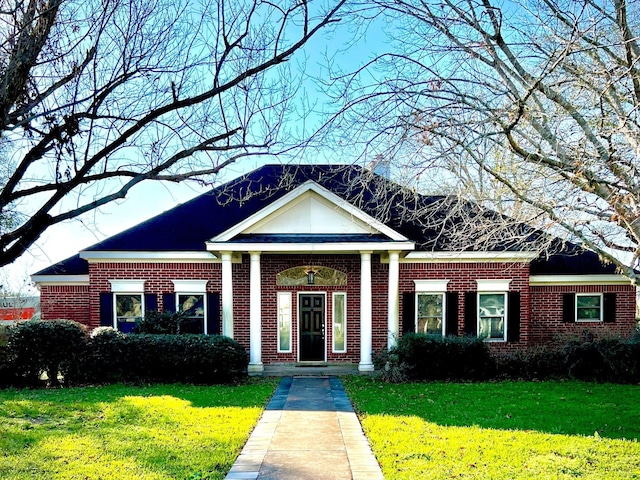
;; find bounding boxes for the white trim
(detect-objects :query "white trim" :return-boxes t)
[172,280,208,293]
[31,275,89,286]
[80,251,219,262]
[277,292,293,353]
[575,292,604,323]
[206,241,415,253]
[477,279,512,292]
[109,279,145,292]
[414,279,450,292]
[297,291,327,362]
[530,274,632,286]
[332,292,347,353]
[402,251,538,263]
[211,181,410,242]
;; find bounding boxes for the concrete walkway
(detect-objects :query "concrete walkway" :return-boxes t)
[225,376,385,480]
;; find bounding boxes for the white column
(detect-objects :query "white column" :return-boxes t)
[248,251,263,375]
[359,251,374,372]
[221,251,234,339]
[387,251,400,350]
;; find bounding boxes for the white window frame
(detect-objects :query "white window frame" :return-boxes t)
[414,280,449,336]
[277,292,292,353]
[109,280,145,331]
[477,292,507,342]
[415,292,446,336]
[575,293,603,322]
[332,292,347,353]
[173,280,208,334]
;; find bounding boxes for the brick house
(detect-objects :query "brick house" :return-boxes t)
[32,164,637,374]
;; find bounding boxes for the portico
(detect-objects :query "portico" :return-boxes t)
[206,181,413,374]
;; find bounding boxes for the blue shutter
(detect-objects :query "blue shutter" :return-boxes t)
[464,292,477,336]
[145,294,157,314]
[563,293,575,323]
[445,292,459,337]
[207,293,220,335]
[99,293,113,327]
[603,293,616,323]
[507,291,521,342]
[163,293,176,313]
[402,292,416,334]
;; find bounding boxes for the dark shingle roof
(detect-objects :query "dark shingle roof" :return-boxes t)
[33,164,617,277]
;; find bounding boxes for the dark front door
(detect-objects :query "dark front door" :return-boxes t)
[299,294,325,361]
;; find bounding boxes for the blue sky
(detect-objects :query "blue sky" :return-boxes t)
[1,7,390,293]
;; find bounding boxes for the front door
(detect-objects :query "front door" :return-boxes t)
[299,294,325,361]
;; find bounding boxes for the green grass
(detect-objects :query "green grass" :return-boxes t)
[343,377,640,479]
[0,380,278,480]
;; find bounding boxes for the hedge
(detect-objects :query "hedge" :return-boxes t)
[0,320,248,387]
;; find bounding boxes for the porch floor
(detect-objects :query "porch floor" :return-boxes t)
[261,363,362,377]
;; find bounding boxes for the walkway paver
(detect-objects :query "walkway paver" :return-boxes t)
[225,376,385,480]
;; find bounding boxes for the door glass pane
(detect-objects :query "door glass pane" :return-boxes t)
[333,293,346,352]
[278,293,291,352]
[417,293,444,335]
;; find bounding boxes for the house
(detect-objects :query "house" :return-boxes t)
[32,164,637,374]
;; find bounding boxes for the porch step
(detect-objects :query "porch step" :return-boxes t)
[261,363,361,377]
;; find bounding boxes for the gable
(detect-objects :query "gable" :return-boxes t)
[245,190,375,235]
[211,180,409,242]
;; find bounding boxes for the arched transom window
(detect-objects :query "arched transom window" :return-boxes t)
[276,266,347,286]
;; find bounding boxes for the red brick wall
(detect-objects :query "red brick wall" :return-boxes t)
[39,285,91,324]
[88,262,222,329]
[530,284,636,342]
[37,257,638,364]
[256,254,367,364]
[398,262,531,350]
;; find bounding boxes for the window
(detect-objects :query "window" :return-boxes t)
[177,294,206,333]
[413,280,449,336]
[475,280,511,342]
[277,292,292,353]
[172,280,208,334]
[576,293,603,322]
[333,292,346,353]
[416,293,445,335]
[109,280,146,333]
[478,293,507,341]
[115,294,143,333]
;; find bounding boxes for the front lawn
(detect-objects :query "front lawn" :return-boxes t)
[0,381,278,480]
[343,378,640,480]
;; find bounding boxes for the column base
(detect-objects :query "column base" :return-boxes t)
[248,363,264,376]
[358,362,375,373]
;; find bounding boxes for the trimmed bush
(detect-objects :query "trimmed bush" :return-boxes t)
[80,332,248,384]
[494,344,566,381]
[377,333,495,381]
[133,310,190,334]
[7,319,88,386]
[563,336,640,383]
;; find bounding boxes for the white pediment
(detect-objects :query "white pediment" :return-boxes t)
[211,181,409,242]
[247,190,374,234]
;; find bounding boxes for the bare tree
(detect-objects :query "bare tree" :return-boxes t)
[0,0,346,267]
[325,0,640,282]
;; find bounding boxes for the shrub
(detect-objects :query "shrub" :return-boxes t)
[80,332,248,384]
[378,333,495,381]
[494,344,566,381]
[7,320,88,386]
[563,336,639,383]
[0,345,19,388]
[133,310,190,335]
